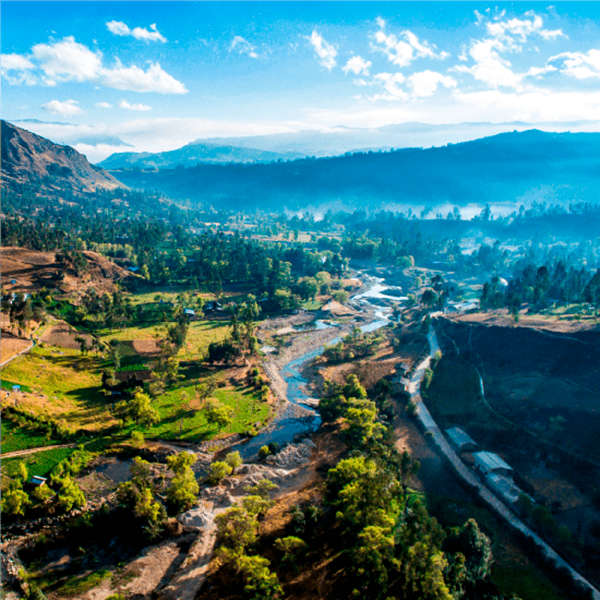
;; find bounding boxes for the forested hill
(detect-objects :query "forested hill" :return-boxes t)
[111,130,600,211]
[1,120,124,196]
[98,141,302,169]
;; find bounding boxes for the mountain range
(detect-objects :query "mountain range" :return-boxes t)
[109,129,600,212]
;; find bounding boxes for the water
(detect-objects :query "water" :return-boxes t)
[236,284,396,458]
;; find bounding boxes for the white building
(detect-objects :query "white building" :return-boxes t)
[473,451,513,478]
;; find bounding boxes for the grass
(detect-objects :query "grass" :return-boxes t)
[2,447,74,479]
[99,319,230,361]
[1,346,115,431]
[1,417,63,454]
[1,379,33,393]
[36,568,111,597]
[421,355,485,425]
[122,383,269,442]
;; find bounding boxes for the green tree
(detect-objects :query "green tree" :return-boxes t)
[204,398,234,430]
[57,477,86,512]
[208,461,233,485]
[1,481,30,516]
[225,451,243,473]
[167,452,199,512]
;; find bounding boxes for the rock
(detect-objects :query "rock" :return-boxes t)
[178,508,215,532]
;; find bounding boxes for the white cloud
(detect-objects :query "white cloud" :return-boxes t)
[307,30,337,71]
[32,36,102,83]
[407,70,457,98]
[119,99,151,111]
[102,61,187,94]
[453,39,523,89]
[372,19,449,68]
[42,99,83,116]
[371,72,408,101]
[106,21,167,43]
[549,50,600,79]
[454,12,565,89]
[1,53,37,85]
[343,56,371,76]
[95,102,112,108]
[1,36,186,94]
[229,36,258,59]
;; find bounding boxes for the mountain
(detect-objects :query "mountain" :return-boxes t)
[110,130,600,212]
[184,120,600,157]
[1,120,125,195]
[98,141,302,169]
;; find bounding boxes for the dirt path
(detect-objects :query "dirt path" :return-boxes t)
[1,444,76,459]
[411,328,600,600]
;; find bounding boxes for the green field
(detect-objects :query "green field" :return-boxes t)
[2,447,74,479]
[1,346,113,431]
[121,383,269,442]
[1,418,62,454]
[1,379,33,393]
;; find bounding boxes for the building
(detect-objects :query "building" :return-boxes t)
[485,473,523,505]
[29,476,47,487]
[473,451,513,478]
[446,427,478,453]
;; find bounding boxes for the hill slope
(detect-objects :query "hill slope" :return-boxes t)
[111,130,600,211]
[98,141,302,169]
[1,120,125,195]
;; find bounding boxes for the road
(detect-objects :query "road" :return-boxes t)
[409,328,600,600]
[1,444,76,460]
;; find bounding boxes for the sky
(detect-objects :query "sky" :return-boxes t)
[3,1,600,161]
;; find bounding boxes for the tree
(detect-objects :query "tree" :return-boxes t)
[167,452,199,512]
[225,451,243,473]
[57,477,86,512]
[1,481,30,515]
[32,483,55,505]
[130,390,160,426]
[208,461,233,485]
[204,398,234,430]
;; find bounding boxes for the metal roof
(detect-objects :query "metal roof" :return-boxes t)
[473,451,512,472]
[446,427,476,448]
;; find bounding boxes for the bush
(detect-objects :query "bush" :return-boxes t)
[208,461,233,485]
[258,446,271,460]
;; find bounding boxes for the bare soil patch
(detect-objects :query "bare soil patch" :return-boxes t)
[41,322,94,350]
[1,332,30,363]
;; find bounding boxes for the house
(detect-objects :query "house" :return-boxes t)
[446,427,478,453]
[485,473,526,505]
[29,476,47,487]
[184,308,196,317]
[11,385,21,393]
[473,451,513,478]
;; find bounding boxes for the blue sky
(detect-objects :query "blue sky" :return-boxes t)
[3,2,600,160]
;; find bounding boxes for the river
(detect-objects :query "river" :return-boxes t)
[237,276,404,458]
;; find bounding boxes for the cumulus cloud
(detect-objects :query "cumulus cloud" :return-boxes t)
[454,12,565,89]
[371,72,408,101]
[229,36,258,59]
[103,61,187,94]
[372,18,449,68]
[343,56,371,76]
[1,53,37,84]
[32,36,102,83]
[548,49,600,79]
[95,102,112,108]
[119,99,151,111]
[106,21,167,43]
[307,30,337,70]
[42,99,83,116]
[0,36,186,94]
[407,70,457,98]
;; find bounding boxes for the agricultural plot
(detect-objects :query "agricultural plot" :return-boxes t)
[2,447,74,479]
[0,346,115,431]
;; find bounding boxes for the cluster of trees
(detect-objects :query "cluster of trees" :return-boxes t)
[117,452,199,538]
[2,447,90,517]
[322,328,385,365]
[319,374,507,600]
[481,263,600,314]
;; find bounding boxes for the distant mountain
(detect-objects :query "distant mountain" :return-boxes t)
[1,120,125,195]
[98,141,302,169]
[189,120,600,157]
[110,130,600,211]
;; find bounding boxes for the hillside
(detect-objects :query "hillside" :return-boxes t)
[1,120,125,195]
[98,141,302,169]
[110,130,600,211]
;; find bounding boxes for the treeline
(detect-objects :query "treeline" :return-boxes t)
[481,262,600,313]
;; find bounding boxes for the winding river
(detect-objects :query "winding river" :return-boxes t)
[237,277,402,458]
